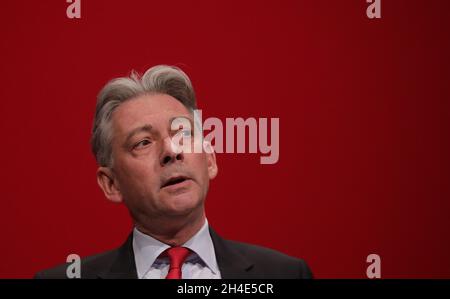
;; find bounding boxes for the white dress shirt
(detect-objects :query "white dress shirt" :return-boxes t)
[132,219,221,279]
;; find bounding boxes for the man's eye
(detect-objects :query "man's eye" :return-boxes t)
[134,140,151,149]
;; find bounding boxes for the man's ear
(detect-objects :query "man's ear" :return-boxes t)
[204,141,218,180]
[96,167,123,204]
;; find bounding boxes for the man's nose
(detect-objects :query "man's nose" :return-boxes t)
[160,135,184,166]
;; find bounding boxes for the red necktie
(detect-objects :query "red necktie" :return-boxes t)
[165,247,190,279]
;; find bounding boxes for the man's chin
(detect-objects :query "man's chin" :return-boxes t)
[159,194,202,216]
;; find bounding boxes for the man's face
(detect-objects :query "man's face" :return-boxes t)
[98,94,217,222]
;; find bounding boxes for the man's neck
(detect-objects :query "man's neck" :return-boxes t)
[135,212,206,247]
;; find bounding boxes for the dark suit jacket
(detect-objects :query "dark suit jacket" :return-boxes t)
[35,227,313,279]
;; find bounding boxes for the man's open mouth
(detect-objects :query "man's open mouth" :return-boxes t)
[161,176,190,189]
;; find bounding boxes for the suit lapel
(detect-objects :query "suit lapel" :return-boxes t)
[209,227,254,278]
[97,233,138,279]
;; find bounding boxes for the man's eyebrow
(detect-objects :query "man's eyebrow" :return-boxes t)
[124,124,153,144]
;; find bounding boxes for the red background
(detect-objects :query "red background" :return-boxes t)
[1,0,449,278]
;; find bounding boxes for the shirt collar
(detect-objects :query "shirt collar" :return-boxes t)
[132,219,219,278]
[182,219,220,275]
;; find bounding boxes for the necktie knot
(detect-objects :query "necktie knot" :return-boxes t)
[165,246,190,279]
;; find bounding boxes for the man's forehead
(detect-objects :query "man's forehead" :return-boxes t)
[112,94,193,134]
[116,94,190,116]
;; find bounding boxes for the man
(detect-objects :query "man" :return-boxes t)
[35,65,312,279]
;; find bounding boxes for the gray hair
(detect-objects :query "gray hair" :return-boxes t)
[91,65,197,167]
